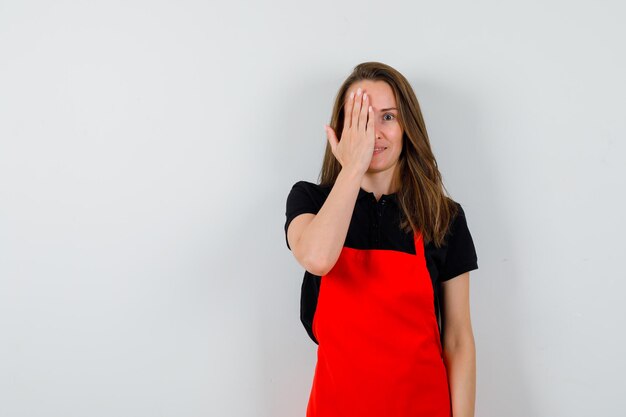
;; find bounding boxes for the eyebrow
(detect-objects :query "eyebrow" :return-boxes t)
[377,107,398,112]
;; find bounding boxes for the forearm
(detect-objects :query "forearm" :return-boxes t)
[299,167,363,275]
[442,336,476,417]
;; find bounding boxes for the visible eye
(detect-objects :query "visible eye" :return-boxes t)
[383,113,396,121]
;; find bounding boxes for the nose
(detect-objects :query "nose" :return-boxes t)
[374,124,383,139]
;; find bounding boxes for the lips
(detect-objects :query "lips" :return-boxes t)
[373,147,387,155]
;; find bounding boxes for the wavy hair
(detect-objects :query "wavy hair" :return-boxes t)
[318,61,459,247]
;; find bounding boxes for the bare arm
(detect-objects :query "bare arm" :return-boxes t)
[441,272,476,417]
[287,87,375,275]
[287,168,363,275]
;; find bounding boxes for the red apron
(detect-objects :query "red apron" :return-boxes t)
[307,231,451,417]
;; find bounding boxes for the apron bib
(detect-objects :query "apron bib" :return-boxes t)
[307,231,451,417]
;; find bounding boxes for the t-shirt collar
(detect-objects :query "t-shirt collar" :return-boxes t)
[357,187,398,204]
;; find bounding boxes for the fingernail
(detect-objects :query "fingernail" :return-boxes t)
[363,93,367,101]
[357,87,362,95]
[350,91,354,99]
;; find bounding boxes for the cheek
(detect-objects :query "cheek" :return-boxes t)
[389,126,403,145]
[379,123,403,146]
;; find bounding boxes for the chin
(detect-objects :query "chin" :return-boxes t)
[368,159,399,172]
[367,165,392,173]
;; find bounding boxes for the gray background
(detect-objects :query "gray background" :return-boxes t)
[1,0,624,416]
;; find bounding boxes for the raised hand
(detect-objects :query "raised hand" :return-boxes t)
[324,86,376,176]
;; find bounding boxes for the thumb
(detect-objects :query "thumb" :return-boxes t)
[325,124,338,151]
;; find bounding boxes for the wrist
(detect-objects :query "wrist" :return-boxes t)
[339,166,365,183]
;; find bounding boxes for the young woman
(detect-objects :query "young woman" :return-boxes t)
[284,62,479,417]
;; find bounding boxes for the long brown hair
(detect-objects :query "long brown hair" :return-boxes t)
[319,61,459,248]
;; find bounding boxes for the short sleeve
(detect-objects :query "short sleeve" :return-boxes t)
[438,203,479,282]
[284,181,323,250]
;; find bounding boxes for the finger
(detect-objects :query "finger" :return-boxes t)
[359,92,369,133]
[325,124,338,151]
[351,87,363,131]
[366,105,374,134]
[344,90,355,129]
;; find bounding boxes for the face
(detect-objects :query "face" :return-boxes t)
[346,80,403,174]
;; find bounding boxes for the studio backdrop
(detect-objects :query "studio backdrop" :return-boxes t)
[0,1,624,416]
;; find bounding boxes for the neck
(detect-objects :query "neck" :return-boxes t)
[360,169,399,200]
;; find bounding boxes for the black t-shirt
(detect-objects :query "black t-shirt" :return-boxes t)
[284,180,479,345]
